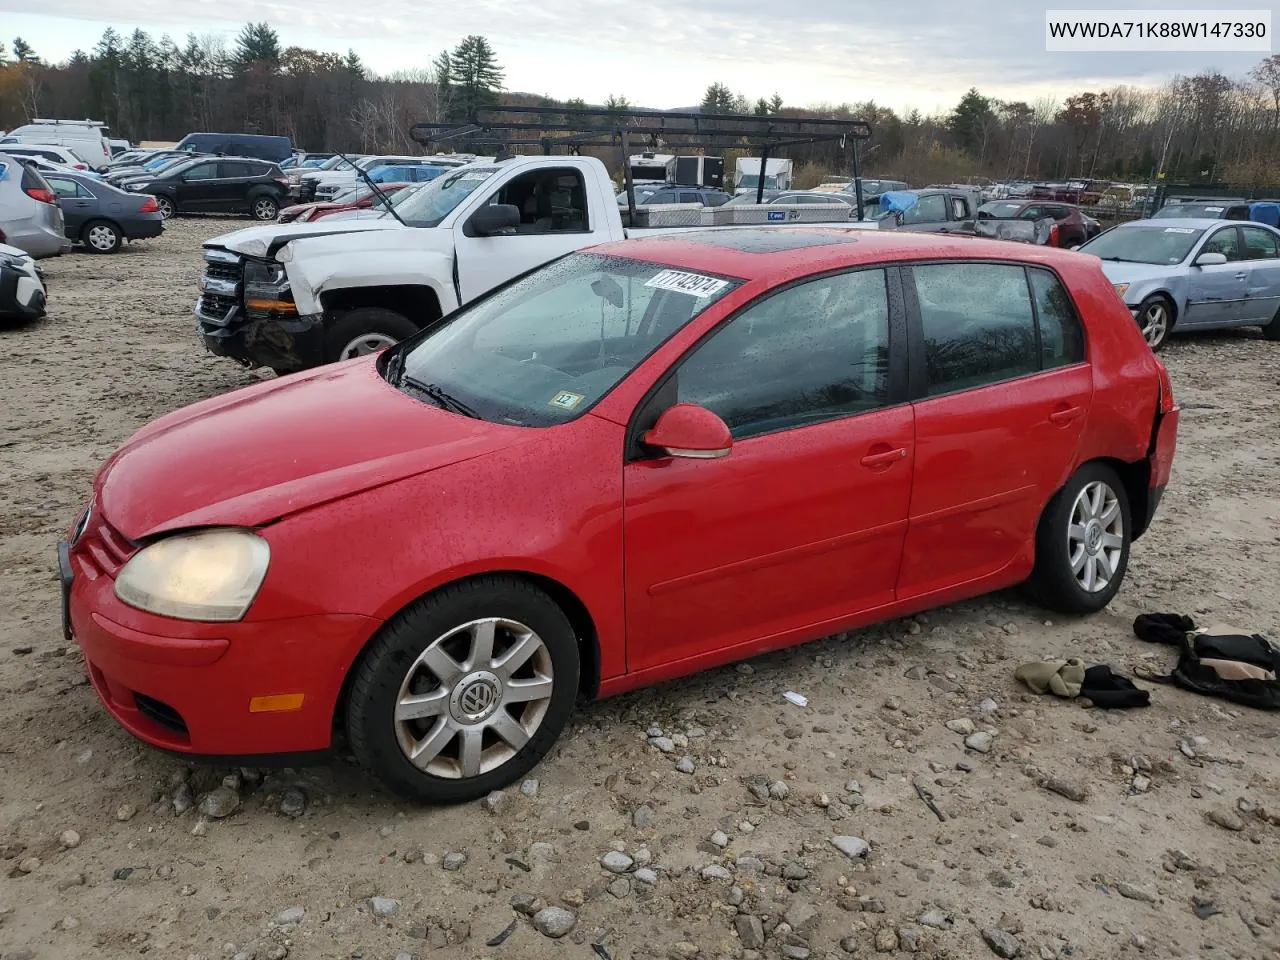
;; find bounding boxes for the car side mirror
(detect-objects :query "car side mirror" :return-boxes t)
[469,203,521,237]
[1195,252,1228,266]
[642,404,732,460]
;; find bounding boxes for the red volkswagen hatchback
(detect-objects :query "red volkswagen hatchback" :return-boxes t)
[61,229,1179,802]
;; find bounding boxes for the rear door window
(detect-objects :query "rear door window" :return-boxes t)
[910,262,1039,396]
[1028,268,1086,368]
[219,161,253,179]
[1240,226,1280,260]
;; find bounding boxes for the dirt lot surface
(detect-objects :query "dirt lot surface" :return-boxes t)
[1,219,1278,960]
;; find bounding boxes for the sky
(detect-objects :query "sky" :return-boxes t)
[0,1,1272,114]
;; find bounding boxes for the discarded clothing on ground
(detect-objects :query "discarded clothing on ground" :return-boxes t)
[1015,658,1149,707]
[1132,613,1280,710]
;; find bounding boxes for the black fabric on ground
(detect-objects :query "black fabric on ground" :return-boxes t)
[1133,612,1195,646]
[1080,664,1150,708]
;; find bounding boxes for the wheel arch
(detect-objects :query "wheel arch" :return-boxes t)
[1136,288,1178,322]
[330,569,602,739]
[1061,455,1152,540]
[321,284,444,329]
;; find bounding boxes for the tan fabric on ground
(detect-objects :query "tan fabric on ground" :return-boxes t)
[1198,658,1276,682]
[1014,658,1086,698]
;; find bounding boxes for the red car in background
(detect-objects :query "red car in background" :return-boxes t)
[978,200,1102,248]
[60,229,1178,803]
[277,182,413,223]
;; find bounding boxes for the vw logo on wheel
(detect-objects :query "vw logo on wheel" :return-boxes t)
[459,680,496,716]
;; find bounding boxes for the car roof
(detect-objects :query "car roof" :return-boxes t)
[594,228,1084,280]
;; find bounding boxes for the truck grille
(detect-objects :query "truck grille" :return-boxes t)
[297,181,317,202]
[199,248,243,322]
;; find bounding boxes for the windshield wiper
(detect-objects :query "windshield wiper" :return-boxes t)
[403,377,479,418]
[1097,256,1130,261]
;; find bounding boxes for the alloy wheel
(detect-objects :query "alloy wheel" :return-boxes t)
[156,197,174,219]
[340,333,397,359]
[1067,480,1124,593]
[393,617,554,779]
[1139,302,1168,347]
[254,198,278,220]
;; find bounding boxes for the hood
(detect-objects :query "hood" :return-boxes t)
[98,359,526,540]
[205,218,402,257]
[1097,260,1184,284]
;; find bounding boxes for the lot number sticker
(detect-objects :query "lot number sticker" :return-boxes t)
[549,391,586,411]
[644,269,729,298]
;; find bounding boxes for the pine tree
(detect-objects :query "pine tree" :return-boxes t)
[769,93,783,113]
[235,22,281,68]
[12,37,38,63]
[448,35,503,118]
[343,49,365,79]
[701,82,736,113]
[604,93,630,111]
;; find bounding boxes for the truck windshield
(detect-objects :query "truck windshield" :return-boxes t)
[387,253,743,427]
[396,167,498,227]
[738,175,779,190]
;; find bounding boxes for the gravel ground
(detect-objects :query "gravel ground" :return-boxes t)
[1,219,1278,960]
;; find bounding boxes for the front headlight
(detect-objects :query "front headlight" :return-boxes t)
[115,528,270,622]
[244,258,287,286]
[1112,282,1130,301]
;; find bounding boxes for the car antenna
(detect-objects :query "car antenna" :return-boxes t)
[341,152,407,227]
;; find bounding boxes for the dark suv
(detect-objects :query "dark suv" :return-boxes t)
[616,184,732,206]
[123,157,289,220]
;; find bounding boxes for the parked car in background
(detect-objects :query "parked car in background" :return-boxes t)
[43,170,164,253]
[364,164,449,187]
[1151,199,1252,221]
[1080,218,1280,349]
[277,183,414,224]
[174,132,293,163]
[319,181,431,221]
[287,154,366,198]
[977,200,1100,247]
[0,241,47,321]
[107,138,133,157]
[304,156,469,202]
[106,153,200,186]
[843,178,908,200]
[616,184,732,206]
[866,187,981,230]
[2,118,113,170]
[0,143,93,171]
[21,155,105,181]
[0,154,71,258]
[722,190,857,213]
[71,229,1179,801]
[122,157,289,220]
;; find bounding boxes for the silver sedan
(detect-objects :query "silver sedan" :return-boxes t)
[1080,217,1280,350]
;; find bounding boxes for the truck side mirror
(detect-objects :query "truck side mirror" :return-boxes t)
[468,203,521,237]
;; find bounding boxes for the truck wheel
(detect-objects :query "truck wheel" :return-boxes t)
[324,307,419,363]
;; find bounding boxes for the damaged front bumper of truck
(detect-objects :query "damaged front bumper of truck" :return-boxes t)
[194,248,326,373]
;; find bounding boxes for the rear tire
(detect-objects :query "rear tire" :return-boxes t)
[1134,294,1174,351]
[1023,462,1132,616]
[324,307,419,363]
[81,219,122,254]
[345,577,579,803]
[252,195,280,221]
[1263,306,1280,341]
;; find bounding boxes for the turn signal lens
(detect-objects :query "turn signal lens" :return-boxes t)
[1112,282,1130,301]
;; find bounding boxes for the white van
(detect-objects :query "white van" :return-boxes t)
[4,119,112,171]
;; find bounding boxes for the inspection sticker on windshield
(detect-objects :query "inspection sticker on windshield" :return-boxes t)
[644,269,729,298]
[549,390,585,411]
[1204,206,1224,212]
[1163,227,1197,233]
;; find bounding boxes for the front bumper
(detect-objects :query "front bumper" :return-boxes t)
[62,537,379,756]
[196,302,328,372]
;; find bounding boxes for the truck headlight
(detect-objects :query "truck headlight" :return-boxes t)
[115,529,270,621]
[243,258,297,316]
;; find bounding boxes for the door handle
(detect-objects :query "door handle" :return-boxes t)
[860,447,909,468]
[1048,405,1082,426]
[1234,272,1248,280]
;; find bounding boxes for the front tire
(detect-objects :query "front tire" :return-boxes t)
[81,219,122,254]
[1135,294,1174,351]
[324,307,419,363]
[1023,463,1132,615]
[345,577,580,803]
[155,195,175,220]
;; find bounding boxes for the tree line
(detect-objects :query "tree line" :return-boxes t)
[2,27,1278,188]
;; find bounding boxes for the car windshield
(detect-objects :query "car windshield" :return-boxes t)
[978,202,1024,218]
[1080,224,1205,264]
[144,155,183,172]
[395,166,498,227]
[389,253,742,427]
[1151,203,1231,219]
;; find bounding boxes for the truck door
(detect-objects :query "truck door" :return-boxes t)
[453,166,607,303]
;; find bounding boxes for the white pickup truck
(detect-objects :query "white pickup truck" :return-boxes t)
[196,154,872,373]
